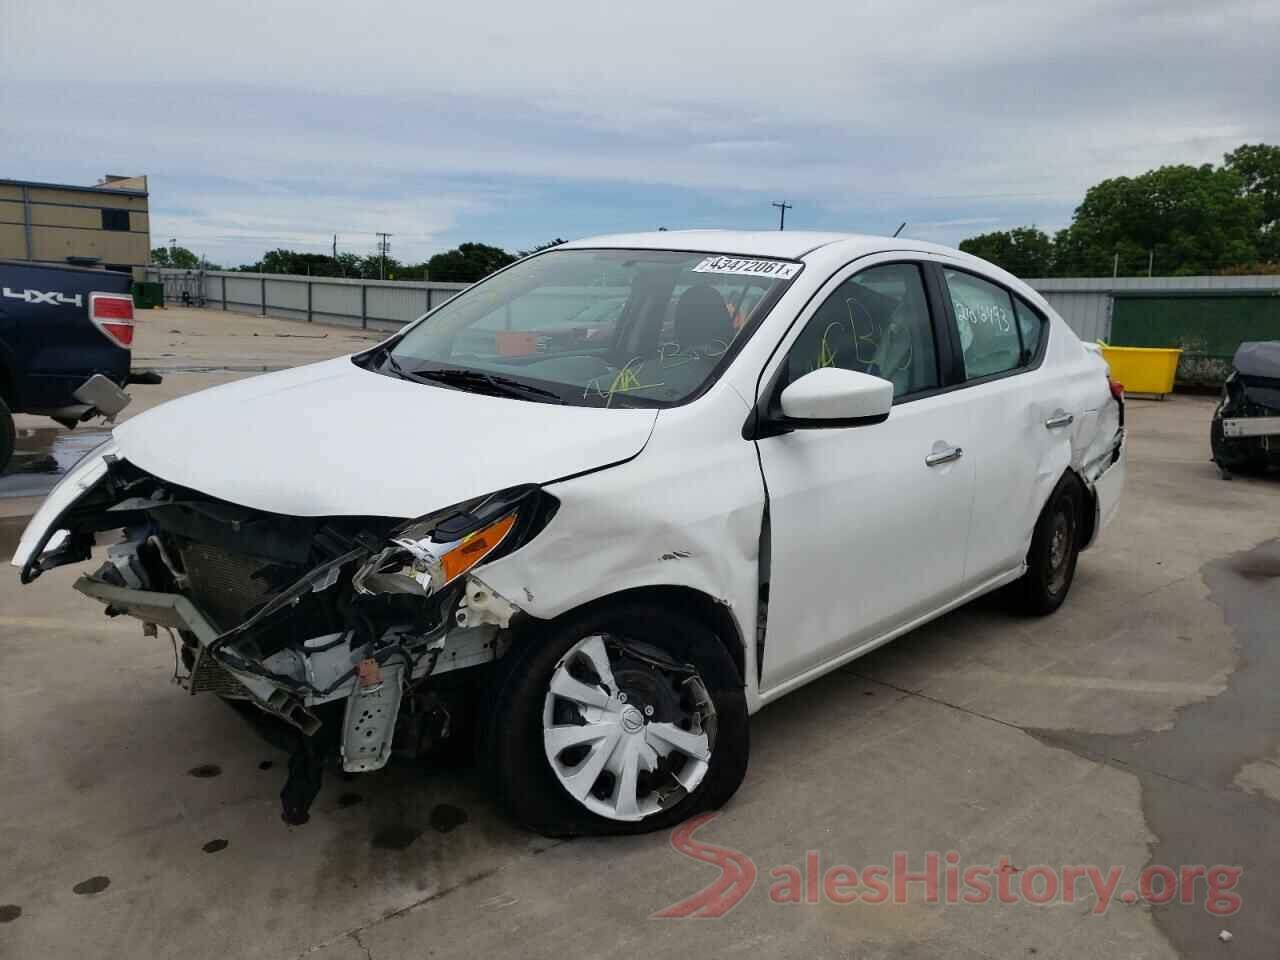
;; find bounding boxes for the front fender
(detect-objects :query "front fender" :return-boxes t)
[475,393,767,702]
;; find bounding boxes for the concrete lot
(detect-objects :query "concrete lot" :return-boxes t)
[1,308,1277,959]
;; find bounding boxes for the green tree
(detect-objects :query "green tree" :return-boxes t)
[151,245,201,269]
[958,227,1054,277]
[517,238,566,258]
[426,242,517,282]
[251,249,339,275]
[1224,143,1280,261]
[356,254,404,280]
[333,252,363,277]
[1060,164,1259,275]
[960,151,1271,277]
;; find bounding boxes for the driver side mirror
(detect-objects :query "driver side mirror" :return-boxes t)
[778,367,894,426]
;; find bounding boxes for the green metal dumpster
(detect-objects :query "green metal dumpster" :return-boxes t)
[132,281,164,310]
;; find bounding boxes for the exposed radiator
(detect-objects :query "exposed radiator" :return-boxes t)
[188,646,253,699]
[178,542,276,632]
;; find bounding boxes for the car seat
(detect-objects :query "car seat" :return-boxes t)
[674,284,734,352]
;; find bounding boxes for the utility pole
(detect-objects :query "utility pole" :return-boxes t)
[1112,252,1119,278]
[1148,250,1154,277]
[771,201,793,231]
[375,232,392,280]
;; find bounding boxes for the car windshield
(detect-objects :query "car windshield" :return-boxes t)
[381,248,800,407]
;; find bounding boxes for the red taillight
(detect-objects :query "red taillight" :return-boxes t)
[1108,376,1124,402]
[89,292,135,348]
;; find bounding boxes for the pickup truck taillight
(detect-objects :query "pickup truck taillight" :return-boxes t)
[1108,375,1125,402]
[88,292,135,348]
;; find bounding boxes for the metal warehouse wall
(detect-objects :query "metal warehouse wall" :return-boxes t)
[147,269,469,331]
[1026,275,1280,343]
[148,268,1280,351]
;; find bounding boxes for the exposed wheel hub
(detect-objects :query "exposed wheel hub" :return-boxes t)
[1047,506,1075,594]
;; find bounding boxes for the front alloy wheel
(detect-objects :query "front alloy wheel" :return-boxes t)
[488,603,748,836]
[542,634,715,821]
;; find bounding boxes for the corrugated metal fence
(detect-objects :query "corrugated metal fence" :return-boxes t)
[146,268,470,332]
[149,268,1280,347]
[1026,275,1280,344]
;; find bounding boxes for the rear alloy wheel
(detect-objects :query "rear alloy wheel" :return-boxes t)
[1014,475,1083,615]
[489,604,748,836]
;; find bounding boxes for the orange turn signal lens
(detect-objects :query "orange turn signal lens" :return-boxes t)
[439,513,518,585]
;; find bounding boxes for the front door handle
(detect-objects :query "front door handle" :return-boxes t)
[1045,412,1074,429]
[925,446,964,467]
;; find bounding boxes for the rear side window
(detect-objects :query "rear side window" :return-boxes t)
[783,263,938,400]
[1013,296,1045,361]
[943,269,1021,380]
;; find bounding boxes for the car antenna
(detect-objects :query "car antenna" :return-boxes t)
[893,221,907,238]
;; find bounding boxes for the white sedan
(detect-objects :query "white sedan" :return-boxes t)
[13,231,1126,834]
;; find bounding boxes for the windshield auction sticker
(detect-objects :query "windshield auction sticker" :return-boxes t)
[692,257,802,279]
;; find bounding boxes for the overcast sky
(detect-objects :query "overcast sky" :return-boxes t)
[3,0,1277,266]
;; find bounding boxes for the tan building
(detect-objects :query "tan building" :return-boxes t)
[0,174,150,281]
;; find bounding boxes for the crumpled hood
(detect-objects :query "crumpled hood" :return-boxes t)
[112,357,657,517]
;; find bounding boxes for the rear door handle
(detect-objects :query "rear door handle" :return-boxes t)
[1045,412,1074,429]
[925,446,963,467]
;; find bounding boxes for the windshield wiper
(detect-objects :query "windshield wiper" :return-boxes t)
[378,348,426,383]
[413,367,565,403]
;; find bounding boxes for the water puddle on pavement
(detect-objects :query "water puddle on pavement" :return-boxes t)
[0,517,25,558]
[152,364,286,374]
[0,426,110,500]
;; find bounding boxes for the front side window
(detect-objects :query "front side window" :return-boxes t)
[943,269,1023,380]
[384,249,798,407]
[782,263,938,399]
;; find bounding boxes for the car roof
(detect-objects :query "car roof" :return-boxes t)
[559,229,970,263]
[557,229,1051,314]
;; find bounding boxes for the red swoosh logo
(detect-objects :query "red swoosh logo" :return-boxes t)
[652,813,757,918]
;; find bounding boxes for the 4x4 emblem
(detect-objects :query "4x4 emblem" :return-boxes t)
[2,287,83,307]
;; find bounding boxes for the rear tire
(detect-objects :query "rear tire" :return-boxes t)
[1013,475,1083,616]
[0,396,14,474]
[487,602,748,837]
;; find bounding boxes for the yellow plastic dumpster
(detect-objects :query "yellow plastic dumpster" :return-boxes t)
[1098,343,1182,397]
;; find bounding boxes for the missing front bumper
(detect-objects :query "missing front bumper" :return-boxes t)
[72,575,323,735]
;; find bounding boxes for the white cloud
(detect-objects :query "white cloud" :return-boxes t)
[3,0,1277,262]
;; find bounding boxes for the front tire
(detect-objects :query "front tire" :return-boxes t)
[1013,475,1083,616]
[0,395,14,473]
[488,602,748,837]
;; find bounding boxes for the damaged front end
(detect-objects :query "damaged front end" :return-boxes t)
[1212,341,1280,476]
[16,448,554,822]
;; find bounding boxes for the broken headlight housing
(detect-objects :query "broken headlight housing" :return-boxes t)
[352,484,557,599]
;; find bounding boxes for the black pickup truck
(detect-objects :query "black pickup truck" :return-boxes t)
[0,260,159,472]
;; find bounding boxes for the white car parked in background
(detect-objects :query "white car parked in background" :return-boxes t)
[13,231,1126,834]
